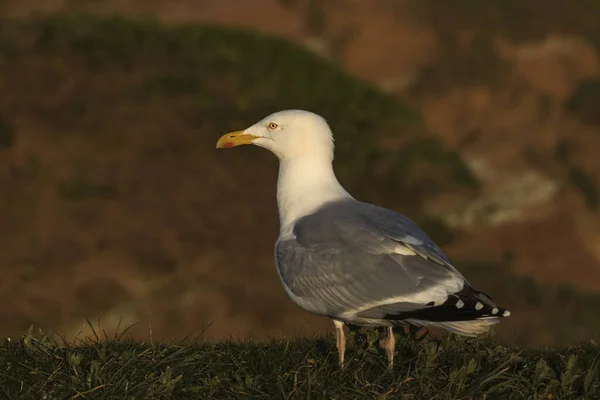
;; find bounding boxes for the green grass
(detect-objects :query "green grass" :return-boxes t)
[1,329,600,399]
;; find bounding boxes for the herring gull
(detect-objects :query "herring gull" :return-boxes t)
[216,110,510,369]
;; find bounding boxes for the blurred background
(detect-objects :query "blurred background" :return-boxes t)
[1,0,600,346]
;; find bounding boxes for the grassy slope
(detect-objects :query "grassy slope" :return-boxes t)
[1,331,599,399]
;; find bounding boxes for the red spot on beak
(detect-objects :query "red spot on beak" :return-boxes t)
[223,142,234,148]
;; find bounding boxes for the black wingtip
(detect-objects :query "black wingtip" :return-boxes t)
[383,286,511,322]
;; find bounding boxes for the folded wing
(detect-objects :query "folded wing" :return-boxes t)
[276,200,508,332]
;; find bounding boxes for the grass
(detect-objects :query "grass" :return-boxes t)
[1,328,599,399]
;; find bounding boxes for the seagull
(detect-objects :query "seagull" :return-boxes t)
[216,110,510,369]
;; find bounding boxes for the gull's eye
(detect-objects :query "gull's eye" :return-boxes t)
[267,122,278,130]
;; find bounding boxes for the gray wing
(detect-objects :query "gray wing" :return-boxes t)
[275,199,469,320]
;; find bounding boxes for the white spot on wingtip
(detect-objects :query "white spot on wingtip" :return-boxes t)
[492,307,499,315]
[455,299,464,309]
[475,302,483,310]
[503,310,511,317]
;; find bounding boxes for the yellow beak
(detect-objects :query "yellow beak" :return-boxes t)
[216,130,258,149]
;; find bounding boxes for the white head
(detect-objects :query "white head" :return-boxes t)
[217,110,350,230]
[216,109,335,162]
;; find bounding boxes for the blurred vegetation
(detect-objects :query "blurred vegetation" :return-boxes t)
[415,34,510,94]
[397,138,478,188]
[414,0,600,48]
[1,329,599,399]
[553,138,598,210]
[567,167,598,210]
[566,79,600,126]
[411,0,600,93]
[0,15,474,194]
[57,179,119,202]
[0,114,14,148]
[0,13,478,207]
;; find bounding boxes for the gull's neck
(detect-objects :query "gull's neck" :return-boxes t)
[277,157,352,235]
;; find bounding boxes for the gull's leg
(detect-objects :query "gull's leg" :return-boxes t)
[333,320,346,368]
[385,326,396,370]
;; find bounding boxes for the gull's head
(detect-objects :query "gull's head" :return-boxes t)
[216,110,334,161]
